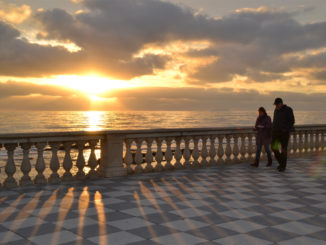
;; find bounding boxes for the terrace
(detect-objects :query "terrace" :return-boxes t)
[0,125,326,244]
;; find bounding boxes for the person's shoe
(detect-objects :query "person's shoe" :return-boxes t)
[278,168,285,172]
[251,159,259,167]
[266,157,272,167]
[276,165,281,170]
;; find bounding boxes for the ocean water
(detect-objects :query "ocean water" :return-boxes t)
[0,110,325,134]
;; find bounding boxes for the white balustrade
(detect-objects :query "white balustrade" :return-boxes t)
[124,139,134,174]
[0,125,325,188]
[232,135,240,163]
[76,141,87,180]
[192,137,200,168]
[144,138,154,173]
[217,135,225,164]
[164,138,174,170]
[34,142,47,185]
[20,143,33,186]
[134,138,144,174]
[174,137,183,169]
[209,136,217,166]
[201,136,209,168]
[155,138,164,171]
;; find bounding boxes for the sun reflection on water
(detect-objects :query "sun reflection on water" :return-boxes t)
[85,111,105,131]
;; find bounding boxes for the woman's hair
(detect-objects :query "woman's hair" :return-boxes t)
[258,107,267,115]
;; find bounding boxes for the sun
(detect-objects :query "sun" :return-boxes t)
[48,74,131,94]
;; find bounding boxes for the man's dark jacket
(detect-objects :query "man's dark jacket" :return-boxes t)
[272,105,295,132]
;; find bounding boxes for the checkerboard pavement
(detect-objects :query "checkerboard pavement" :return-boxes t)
[1,157,326,245]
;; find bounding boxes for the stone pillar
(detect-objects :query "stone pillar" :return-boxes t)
[99,134,127,178]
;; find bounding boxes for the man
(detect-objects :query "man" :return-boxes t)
[272,98,295,172]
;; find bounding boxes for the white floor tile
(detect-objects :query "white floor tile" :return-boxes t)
[88,231,144,245]
[214,234,273,245]
[28,230,82,245]
[217,220,266,233]
[273,221,324,235]
[161,218,209,231]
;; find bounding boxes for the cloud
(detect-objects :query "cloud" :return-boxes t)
[0,82,325,111]
[0,81,91,110]
[0,21,86,77]
[99,87,326,111]
[0,2,31,24]
[0,81,81,98]
[1,0,326,86]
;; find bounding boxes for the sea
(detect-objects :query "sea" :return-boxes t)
[0,110,325,133]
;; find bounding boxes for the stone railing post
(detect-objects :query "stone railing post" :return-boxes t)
[4,143,18,188]
[124,139,134,174]
[144,138,154,173]
[99,134,127,178]
[174,137,183,169]
[200,136,209,168]
[20,143,33,186]
[225,135,232,163]
[209,136,217,166]
[239,134,246,162]
[34,142,47,185]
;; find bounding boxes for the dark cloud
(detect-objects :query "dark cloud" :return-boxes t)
[0,81,81,98]
[100,87,326,111]
[312,70,326,83]
[1,0,326,84]
[0,81,91,111]
[0,21,86,77]
[0,82,325,111]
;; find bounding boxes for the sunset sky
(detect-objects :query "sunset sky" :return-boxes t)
[1,0,326,111]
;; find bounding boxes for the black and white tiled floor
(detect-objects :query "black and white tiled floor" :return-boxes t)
[1,157,326,245]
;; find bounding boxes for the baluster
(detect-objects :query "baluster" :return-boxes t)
[0,144,2,188]
[247,134,254,161]
[225,135,232,163]
[310,131,315,154]
[144,138,154,173]
[239,134,246,162]
[174,137,183,169]
[134,138,144,174]
[304,131,309,155]
[4,143,18,188]
[87,140,99,179]
[124,139,134,174]
[315,131,320,152]
[164,138,173,170]
[298,131,303,156]
[292,132,298,157]
[217,135,225,164]
[34,142,47,185]
[155,138,164,171]
[76,141,86,180]
[200,136,208,168]
[20,143,33,186]
[232,135,240,163]
[48,142,61,184]
[183,137,192,168]
[209,136,217,165]
[62,141,73,181]
[322,131,326,151]
[192,137,200,168]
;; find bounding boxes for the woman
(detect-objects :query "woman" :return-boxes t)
[251,107,273,167]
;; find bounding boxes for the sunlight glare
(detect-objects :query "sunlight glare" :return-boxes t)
[49,75,131,94]
[85,111,104,131]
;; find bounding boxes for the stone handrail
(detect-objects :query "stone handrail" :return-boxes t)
[0,124,325,188]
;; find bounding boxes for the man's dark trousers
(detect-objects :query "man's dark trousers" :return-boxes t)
[272,131,290,170]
